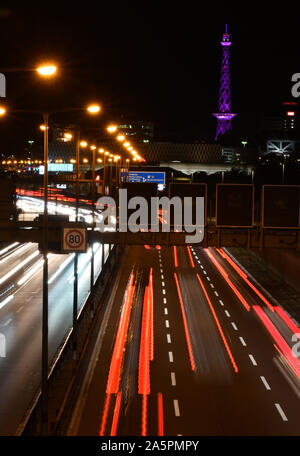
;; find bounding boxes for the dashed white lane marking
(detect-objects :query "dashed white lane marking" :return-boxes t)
[203,270,206,274]
[174,400,180,417]
[275,403,288,421]
[210,283,214,288]
[225,310,230,318]
[168,351,174,362]
[231,322,238,331]
[167,334,172,344]
[214,291,219,296]
[162,282,165,287]
[239,337,247,346]
[219,300,224,306]
[249,354,257,366]
[163,298,167,304]
[198,260,201,264]
[171,372,176,386]
[260,376,271,390]
[3,318,12,327]
[161,275,164,280]
[160,269,163,273]
[165,320,169,328]
[162,289,166,295]
[164,308,168,315]
[16,306,24,313]
[206,277,210,281]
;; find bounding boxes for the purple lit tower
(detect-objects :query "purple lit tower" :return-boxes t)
[213,24,237,141]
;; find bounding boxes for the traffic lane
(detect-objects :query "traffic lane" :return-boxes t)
[191,246,300,434]
[70,246,139,435]
[159,247,283,435]
[0,247,104,435]
[0,253,72,435]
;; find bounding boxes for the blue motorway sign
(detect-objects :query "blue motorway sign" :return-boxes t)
[121,171,165,185]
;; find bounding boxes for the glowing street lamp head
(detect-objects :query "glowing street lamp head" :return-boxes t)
[117,135,125,142]
[87,104,101,114]
[36,64,57,77]
[64,132,73,140]
[98,148,104,153]
[40,124,48,131]
[0,107,6,116]
[123,142,130,147]
[107,125,117,133]
[90,145,96,150]
[80,140,88,148]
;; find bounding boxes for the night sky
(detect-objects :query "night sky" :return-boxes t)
[0,5,299,155]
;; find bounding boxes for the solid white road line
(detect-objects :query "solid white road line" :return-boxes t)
[249,354,257,366]
[260,376,271,390]
[275,403,288,421]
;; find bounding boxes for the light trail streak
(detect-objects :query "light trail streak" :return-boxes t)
[196,273,239,373]
[217,248,274,312]
[174,272,196,371]
[205,249,250,311]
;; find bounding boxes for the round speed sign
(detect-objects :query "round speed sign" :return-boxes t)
[63,228,87,252]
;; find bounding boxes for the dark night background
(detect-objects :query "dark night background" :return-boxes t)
[0,5,299,156]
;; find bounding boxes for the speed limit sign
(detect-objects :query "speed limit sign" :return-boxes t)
[62,227,87,252]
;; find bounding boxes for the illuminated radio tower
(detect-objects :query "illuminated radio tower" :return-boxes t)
[213,24,237,141]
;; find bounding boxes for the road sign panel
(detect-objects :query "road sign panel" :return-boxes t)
[121,171,165,185]
[262,185,300,228]
[216,184,254,227]
[62,227,87,252]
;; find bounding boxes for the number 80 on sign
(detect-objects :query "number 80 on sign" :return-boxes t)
[62,228,87,252]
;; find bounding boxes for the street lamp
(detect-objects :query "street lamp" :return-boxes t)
[36,64,57,77]
[87,104,101,114]
[107,124,118,133]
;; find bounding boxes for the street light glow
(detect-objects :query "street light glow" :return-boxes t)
[107,125,118,133]
[117,135,125,141]
[80,140,88,148]
[87,104,101,114]
[36,64,57,77]
[0,107,6,116]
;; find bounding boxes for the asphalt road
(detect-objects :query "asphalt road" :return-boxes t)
[0,241,110,435]
[65,244,300,436]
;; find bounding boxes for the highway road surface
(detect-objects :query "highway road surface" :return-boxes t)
[0,240,110,435]
[64,245,300,436]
